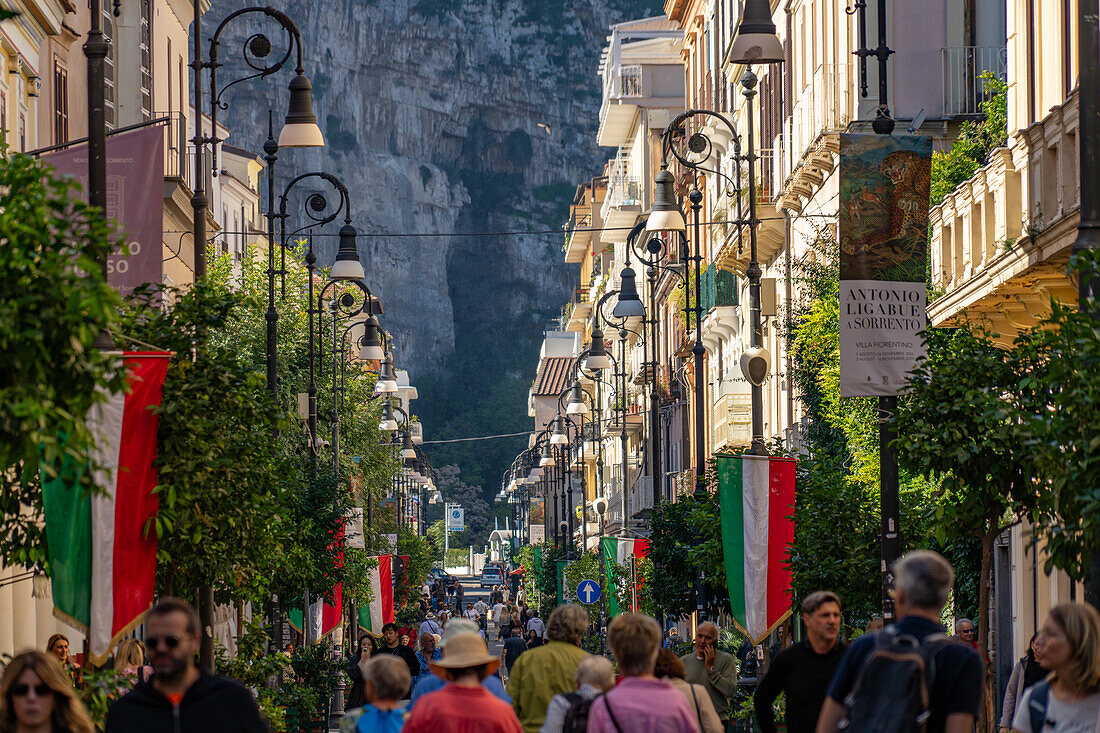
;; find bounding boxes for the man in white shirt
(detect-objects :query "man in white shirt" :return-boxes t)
[492,602,506,639]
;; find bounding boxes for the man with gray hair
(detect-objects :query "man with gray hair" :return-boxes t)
[537,656,615,733]
[816,550,983,733]
[681,621,738,727]
[507,604,590,732]
[951,617,977,649]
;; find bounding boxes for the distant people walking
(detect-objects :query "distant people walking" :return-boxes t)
[539,655,615,733]
[339,655,409,733]
[1010,602,1100,733]
[681,621,737,727]
[588,613,700,733]
[104,597,268,732]
[1000,633,1046,732]
[817,550,983,733]
[526,612,545,639]
[755,591,846,733]
[507,604,590,733]
[402,632,523,733]
[654,648,722,733]
[419,612,443,640]
[0,650,95,733]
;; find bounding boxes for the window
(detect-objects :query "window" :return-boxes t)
[19,112,25,152]
[166,39,172,114]
[139,0,152,119]
[53,60,69,144]
[1,91,7,142]
[103,4,116,127]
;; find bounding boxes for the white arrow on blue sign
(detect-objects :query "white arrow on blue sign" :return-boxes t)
[576,579,601,605]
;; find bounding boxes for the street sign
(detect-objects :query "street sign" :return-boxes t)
[447,506,465,531]
[576,579,601,605]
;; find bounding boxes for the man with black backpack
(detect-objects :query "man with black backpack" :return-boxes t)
[538,655,615,733]
[816,550,983,733]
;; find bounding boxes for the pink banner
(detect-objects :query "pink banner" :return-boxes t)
[44,126,164,295]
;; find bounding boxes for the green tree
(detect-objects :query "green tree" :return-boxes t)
[0,150,125,568]
[1016,250,1100,583]
[895,327,1038,731]
[930,74,1009,205]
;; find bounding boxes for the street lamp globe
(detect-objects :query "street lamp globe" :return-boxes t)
[378,400,398,432]
[358,315,385,361]
[400,431,416,459]
[375,355,398,394]
[646,168,686,233]
[566,381,588,415]
[539,453,555,468]
[612,266,646,318]
[729,0,785,64]
[584,328,611,371]
[330,224,365,280]
[278,73,325,147]
[549,417,569,445]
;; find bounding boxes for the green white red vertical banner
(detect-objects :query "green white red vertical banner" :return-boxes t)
[358,555,393,636]
[717,454,796,643]
[42,352,171,665]
[601,537,648,617]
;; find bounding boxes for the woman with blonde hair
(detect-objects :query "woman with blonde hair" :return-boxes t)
[113,639,152,683]
[1012,602,1100,732]
[0,650,94,733]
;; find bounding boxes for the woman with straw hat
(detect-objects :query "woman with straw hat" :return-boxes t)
[403,632,523,733]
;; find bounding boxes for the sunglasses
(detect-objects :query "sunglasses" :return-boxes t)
[146,635,181,650]
[11,683,51,698]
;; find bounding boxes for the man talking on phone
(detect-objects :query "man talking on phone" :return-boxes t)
[681,622,738,728]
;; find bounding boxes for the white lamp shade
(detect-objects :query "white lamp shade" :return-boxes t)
[584,353,611,371]
[401,447,416,459]
[729,33,785,64]
[539,455,555,467]
[329,258,365,281]
[550,432,568,445]
[278,120,324,148]
[378,418,398,431]
[646,207,687,233]
[376,379,398,394]
[566,400,588,416]
[359,343,385,361]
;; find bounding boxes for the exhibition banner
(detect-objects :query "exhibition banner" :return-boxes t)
[838,133,932,397]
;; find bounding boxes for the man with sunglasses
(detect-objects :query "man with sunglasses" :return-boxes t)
[105,597,268,732]
[952,618,978,649]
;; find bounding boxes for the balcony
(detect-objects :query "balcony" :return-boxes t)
[700,263,739,357]
[601,156,643,238]
[564,202,592,264]
[942,46,1008,118]
[598,64,644,147]
[564,288,592,332]
[629,475,654,519]
[777,63,854,214]
[928,89,1080,343]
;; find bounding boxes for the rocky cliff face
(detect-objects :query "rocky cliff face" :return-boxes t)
[210,0,661,487]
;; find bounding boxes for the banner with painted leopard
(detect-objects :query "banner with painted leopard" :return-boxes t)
[838,133,932,397]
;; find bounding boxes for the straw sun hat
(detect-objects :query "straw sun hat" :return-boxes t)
[428,632,500,675]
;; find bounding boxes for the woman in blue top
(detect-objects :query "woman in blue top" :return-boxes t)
[340,655,410,733]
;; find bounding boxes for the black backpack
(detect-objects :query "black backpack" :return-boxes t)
[840,628,951,732]
[562,691,598,733]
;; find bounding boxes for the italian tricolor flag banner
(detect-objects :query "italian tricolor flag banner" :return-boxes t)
[601,537,649,617]
[358,555,394,636]
[717,454,796,643]
[43,352,171,665]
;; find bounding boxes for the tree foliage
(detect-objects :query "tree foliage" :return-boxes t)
[0,150,126,568]
[930,74,1009,205]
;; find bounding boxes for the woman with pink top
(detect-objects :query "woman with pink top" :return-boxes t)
[588,613,700,733]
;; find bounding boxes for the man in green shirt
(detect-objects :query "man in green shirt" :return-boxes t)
[681,621,738,726]
[506,604,589,733]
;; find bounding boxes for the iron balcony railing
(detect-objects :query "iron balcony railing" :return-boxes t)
[941,46,1008,117]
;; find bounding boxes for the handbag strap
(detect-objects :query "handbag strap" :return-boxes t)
[602,691,626,733]
[688,682,705,732]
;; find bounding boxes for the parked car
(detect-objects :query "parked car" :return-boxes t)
[429,569,458,592]
[480,566,503,588]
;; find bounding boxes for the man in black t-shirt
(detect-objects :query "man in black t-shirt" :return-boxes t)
[755,591,846,733]
[817,551,983,733]
[372,622,419,695]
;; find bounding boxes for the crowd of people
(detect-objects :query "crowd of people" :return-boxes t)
[2,551,1099,732]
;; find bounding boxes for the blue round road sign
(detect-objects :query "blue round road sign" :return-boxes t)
[576,579,601,605]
